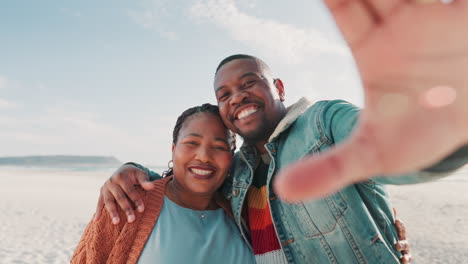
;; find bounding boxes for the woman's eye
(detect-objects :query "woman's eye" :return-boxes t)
[214,145,228,151]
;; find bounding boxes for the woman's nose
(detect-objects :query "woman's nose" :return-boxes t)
[195,146,211,162]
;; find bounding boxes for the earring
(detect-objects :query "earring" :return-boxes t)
[162,160,174,177]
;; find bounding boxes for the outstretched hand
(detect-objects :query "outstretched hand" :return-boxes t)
[275,0,468,202]
[94,164,154,224]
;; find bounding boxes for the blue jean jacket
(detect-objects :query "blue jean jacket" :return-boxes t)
[141,98,467,264]
[219,98,465,264]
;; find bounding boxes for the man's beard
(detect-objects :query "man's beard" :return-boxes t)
[237,118,274,145]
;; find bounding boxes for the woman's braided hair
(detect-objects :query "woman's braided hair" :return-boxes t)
[162,103,236,177]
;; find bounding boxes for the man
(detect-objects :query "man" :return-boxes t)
[96,1,468,263]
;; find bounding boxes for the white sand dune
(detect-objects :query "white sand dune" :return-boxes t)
[0,166,467,263]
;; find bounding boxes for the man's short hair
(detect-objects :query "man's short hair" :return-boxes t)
[215,54,272,75]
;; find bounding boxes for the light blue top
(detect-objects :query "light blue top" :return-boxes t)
[137,196,255,264]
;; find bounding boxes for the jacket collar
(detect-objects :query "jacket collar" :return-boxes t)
[268,97,314,142]
[239,97,314,156]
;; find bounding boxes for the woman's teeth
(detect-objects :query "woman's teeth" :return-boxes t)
[190,168,213,175]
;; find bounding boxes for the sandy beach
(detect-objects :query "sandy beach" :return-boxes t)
[0,166,467,263]
[387,174,468,263]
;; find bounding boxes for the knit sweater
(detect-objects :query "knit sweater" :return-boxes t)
[70,176,233,264]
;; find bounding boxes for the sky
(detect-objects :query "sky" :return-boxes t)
[0,0,363,166]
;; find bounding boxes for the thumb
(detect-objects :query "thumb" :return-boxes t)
[274,129,381,202]
[135,170,154,190]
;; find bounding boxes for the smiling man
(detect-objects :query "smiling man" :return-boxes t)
[214,57,286,151]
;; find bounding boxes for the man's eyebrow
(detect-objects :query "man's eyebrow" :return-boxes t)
[215,85,226,94]
[215,72,260,93]
[239,72,258,79]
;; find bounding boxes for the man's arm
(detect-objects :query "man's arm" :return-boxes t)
[294,100,467,186]
[327,100,467,185]
[375,146,468,185]
[94,163,161,224]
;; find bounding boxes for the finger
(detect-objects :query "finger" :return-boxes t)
[414,0,451,4]
[393,207,397,218]
[322,0,406,48]
[323,0,374,47]
[102,189,120,225]
[136,170,154,191]
[395,218,407,240]
[274,124,382,202]
[323,0,454,43]
[395,240,410,252]
[108,185,136,223]
[93,192,105,221]
[119,174,146,213]
[401,253,412,264]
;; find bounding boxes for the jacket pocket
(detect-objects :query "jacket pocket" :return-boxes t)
[292,191,348,238]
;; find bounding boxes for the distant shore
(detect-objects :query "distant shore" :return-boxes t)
[0,155,121,168]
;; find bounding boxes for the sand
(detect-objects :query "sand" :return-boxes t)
[0,166,467,263]
[0,167,107,264]
[387,178,468,263]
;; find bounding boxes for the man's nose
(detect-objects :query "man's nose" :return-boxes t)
[230,89,248,106]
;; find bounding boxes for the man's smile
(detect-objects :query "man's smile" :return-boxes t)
[236,106,258,120]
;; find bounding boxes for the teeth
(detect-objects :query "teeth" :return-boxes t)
[191,168,213,175]
[237,107,257,119]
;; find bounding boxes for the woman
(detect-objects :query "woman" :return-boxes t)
[71,104,255,264]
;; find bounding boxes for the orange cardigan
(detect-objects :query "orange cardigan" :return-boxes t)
[70,176,233,264]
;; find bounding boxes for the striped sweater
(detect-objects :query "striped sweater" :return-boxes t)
[247,159,288,264]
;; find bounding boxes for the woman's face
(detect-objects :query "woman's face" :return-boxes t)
[171,112,233,195]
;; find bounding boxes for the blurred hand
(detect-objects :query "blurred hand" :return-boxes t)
[94,164,154,224]
[275,0,468,202]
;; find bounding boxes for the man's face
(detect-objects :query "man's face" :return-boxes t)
[214,59,286,144]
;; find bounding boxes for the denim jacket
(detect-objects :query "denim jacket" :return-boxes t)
[219,98,465,264]
[140,98,467,264]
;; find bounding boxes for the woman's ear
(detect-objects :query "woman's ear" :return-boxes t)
[172,143,175,153]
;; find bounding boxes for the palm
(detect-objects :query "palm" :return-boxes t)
[275,0,468,202]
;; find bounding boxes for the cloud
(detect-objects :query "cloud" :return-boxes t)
[0,98,17,109]
[128,0,180,40]
[189,0,350,64]
[59,7,83,18]
[0,75,7,89]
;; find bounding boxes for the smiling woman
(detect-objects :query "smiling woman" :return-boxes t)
[167,106,234,202]
[70,104,254,264]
